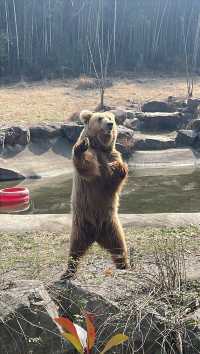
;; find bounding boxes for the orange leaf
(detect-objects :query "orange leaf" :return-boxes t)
[84,312,96,351]
[63,333,84,354]
[54,317,80,343]
[104,267,114,277]
[100,334,128,354]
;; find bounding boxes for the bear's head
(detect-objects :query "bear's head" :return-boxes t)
[80,110,117,150]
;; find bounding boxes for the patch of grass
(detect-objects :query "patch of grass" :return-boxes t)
[126,225,200,255]
[1,225,200,288]
[75,75,98,90]
[1,225,200,353]
[1,74,200,125]
[75,75,113,90]
[0,231,70,282]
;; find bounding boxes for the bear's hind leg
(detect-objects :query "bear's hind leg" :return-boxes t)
[61,221,95,280]
[98,218,128,270]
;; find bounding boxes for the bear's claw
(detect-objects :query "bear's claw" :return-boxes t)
[74,137,89,156]
[109,161,128,179]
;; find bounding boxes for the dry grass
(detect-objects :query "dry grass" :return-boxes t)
[75,75,113,90]
[1,226,200,353]
[75,75,99,90]
[1,225,200,290]
[1,73,200,125]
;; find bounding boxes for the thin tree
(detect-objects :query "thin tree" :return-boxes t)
[181,12,195,98]
[12,0,20,62]
[87,0,111,110]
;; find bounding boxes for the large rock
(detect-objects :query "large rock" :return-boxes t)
[111,109,136,125]
[61,122,83,143]
[0,168,25,181]
[0,131,5,147]
[0,132,5,154]
[134,134,175,150]
[117,125,134,139]
[1,126,30,146]
[52,280,165,353]
[124,117,140,130]
[51,279,164,353]
[116,142,133,156]
[0,280,63,354]
[30,124,61,141]
[51,279,119,330]
[1,278,200,354]
[187,98,200,114]
[116,125,135,156]
[51,279,200,354]
[110,109,128,125]
[167,96,187,108]
[135,112,192,132]
[187,118,200,132]
[176,130,198,147]
[142,100,174,113]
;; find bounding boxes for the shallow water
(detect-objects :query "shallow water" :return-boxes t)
[0,167,200,214]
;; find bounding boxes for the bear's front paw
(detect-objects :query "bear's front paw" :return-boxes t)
[109,161,128,179]
[74,137,89,156]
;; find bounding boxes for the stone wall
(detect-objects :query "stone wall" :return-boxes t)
[1,98,200,158]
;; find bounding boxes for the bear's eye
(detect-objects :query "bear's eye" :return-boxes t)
[98,117,103,122]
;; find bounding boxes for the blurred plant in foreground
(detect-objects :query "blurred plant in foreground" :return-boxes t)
[55,312,128,353]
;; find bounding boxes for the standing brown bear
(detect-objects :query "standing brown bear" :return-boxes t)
[62,110,129,279]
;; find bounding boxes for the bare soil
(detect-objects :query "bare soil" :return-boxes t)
[1,73,200,125]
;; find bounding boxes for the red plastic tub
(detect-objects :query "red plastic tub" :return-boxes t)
[0,187,30,204]
[0,201,30,213]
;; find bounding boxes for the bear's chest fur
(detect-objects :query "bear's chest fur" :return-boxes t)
[72,148,120,220]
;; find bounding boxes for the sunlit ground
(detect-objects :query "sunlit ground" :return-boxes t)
[0,73,199,125]
[1,226,200,289]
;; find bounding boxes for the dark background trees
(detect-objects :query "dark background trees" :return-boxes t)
[0,0,200,81]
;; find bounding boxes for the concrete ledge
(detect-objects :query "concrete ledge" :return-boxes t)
[0,138,73,179]
[129,148,197,169]
[1,146,199,183]
[0,213,200,233]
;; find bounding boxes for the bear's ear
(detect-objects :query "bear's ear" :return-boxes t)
[106,111,115,120]
[80,110,93,124]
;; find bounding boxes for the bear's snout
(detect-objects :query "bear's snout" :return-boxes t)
[106,122,113,130]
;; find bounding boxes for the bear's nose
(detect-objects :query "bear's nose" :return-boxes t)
[107,122,113,129]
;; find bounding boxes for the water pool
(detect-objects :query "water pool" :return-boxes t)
[0,167,199,214]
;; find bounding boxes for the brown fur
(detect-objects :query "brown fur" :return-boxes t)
[62,110,128,279]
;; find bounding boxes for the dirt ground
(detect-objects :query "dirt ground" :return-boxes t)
[1,225,200,298]
[1,73,200,125]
